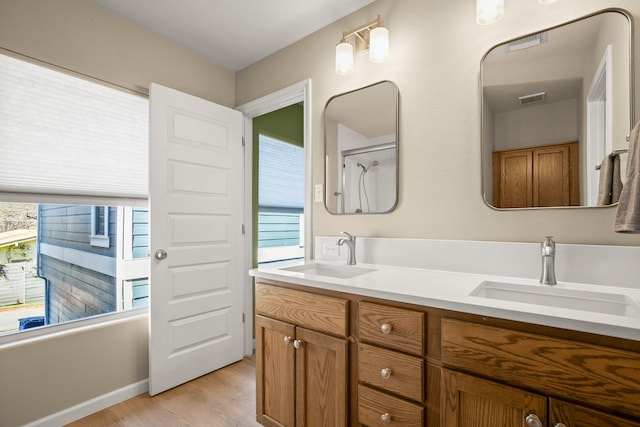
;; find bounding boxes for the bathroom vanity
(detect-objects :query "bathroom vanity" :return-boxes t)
[251,261,640,427]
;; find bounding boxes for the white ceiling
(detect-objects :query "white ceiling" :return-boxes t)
[90,0,375,72]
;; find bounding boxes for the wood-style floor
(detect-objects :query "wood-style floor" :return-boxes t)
[66,357,261,427]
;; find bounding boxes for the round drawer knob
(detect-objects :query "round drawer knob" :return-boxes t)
[525,414,543,427]
[380,413,392,425]
[283,336,292,345]
[554,424,567,427]
[380,323,392,334]
[293,339,303,349]
[380,368,392,379]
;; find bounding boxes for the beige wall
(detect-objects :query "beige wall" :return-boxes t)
[237,0,640,246]
[0,1,235,426]
[1,0,640,425]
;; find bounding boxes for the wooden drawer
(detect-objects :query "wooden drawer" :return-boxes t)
[255,282,348,336]
[359,301,424,356]
[442,318,640,419]
[358,343,424,402]
[358,384,423,427]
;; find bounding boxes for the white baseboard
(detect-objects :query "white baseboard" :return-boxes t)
[23,379,149,427]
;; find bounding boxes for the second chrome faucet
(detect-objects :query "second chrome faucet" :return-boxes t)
[337,231,357,265]
[540,236,557,285]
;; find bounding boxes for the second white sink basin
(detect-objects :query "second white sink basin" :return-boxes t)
[281,263,376,279]
[471,281,640,318]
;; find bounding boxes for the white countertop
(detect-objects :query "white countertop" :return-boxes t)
[250,261,640,342]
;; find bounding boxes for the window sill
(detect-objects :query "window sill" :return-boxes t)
[0,307,148,347]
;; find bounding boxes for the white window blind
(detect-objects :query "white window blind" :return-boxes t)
[0,53,148,199]
[258,134,304,209]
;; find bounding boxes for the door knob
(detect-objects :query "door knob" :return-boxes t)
[525,413,543,427]
[293,339,303,349]
[381,368,392,379]
[284,336,292,345]
[380,323,392,334]
[154,249,168,260]
[380,413,392,425]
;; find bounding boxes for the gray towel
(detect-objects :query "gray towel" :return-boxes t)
[614,121,640,233]
[597,154,622,206]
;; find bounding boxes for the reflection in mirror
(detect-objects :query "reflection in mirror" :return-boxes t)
[481,10,633,209]
[324,81,399,214]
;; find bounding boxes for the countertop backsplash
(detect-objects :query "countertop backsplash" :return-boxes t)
[314,236,640,289]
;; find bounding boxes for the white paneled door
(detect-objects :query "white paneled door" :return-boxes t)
[148,83,244,395]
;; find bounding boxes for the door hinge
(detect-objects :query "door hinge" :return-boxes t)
[242,136,245,147]
[242,224,245,235]
[242,312,246,323]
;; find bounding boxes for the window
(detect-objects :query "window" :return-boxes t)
[0,51,149,339]
[90,206,110,248]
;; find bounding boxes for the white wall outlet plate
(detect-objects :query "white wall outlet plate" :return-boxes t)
[322,243,340,257]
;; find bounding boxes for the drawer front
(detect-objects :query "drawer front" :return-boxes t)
[442,319,640,419]
[359,301,424,356]
[358,384,423,427]
[255,282,348,336]
[358,343,424,402]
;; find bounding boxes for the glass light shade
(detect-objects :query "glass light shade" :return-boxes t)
[369,27,389,63]
[538,0,559,3]
[335,41,354,75]
[476,0,504,25]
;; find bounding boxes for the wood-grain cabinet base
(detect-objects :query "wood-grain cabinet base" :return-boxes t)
[255,280,640,426]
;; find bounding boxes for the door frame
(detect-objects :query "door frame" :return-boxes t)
[236,79,312,355]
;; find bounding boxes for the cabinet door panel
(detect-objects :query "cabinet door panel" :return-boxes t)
[533,145,570,207]
[500,149,533,208]
[256,315,295,427]
[442,369,546,427]
[550,399,640,427]
[295,327,348,427]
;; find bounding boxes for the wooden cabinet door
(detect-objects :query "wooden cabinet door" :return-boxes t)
[256,315,296,427]
[532,145,570,207]
[442,369,546,427]
[550,399,640,427]
[498,149,533,208]
[295,327,348,427]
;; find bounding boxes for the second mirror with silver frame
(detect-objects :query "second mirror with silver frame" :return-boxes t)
[482,9,634,209]
[324,80,399,214]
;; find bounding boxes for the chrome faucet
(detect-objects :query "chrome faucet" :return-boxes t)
[540,236,557,285]
[337,231,356,265]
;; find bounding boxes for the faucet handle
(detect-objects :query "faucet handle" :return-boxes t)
[341,231,354,241]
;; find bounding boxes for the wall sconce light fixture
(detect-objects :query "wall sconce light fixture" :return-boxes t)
[477,0,559,25]
[335,15,389,75]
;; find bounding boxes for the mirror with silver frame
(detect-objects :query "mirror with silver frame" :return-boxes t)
[481,9,634,209]
[324,80,399,214]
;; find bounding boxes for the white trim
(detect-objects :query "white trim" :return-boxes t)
[39,242,115,276]
[236,79,312,357]
[586,45,612,206]
[23,379,148,427]
[90,206,110,248]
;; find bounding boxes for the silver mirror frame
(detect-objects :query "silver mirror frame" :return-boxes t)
[480,8,635,210]
[323,80,400,215]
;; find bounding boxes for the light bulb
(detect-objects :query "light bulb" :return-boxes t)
[476,0,504,25]
[335,41,354,75]
[369,27,389,63]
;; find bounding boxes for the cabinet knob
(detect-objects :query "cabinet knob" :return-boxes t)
[380,368,392,379]
[525,413,543,427]
[380,323,392,334]
[283,336,292,345]
[293,339,303,349]
[554,424,567,427]
[380,413,392,425]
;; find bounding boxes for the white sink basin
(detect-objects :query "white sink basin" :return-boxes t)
[280,263,376,279]
[471,281,640,318]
